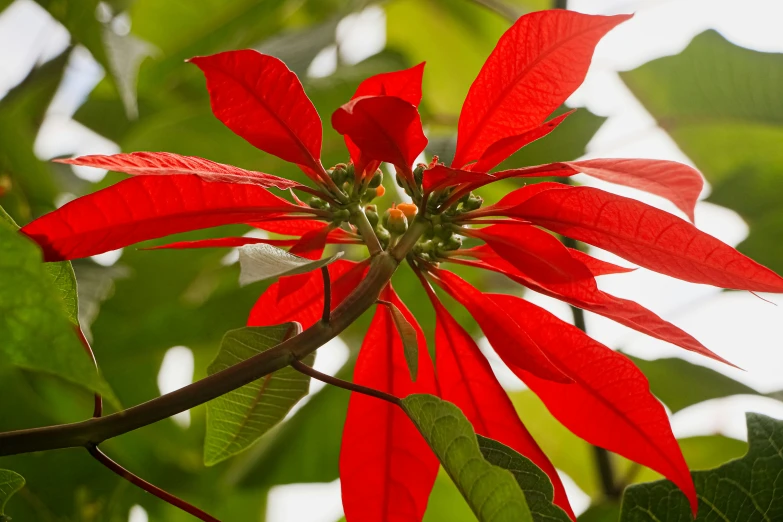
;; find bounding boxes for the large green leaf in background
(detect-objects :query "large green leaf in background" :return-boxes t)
[622,30,783,273]
[0,210,115,402]
[0,469,24,518]
[402,394,534,522]
[204,325,313,466]
[621,413,783,521]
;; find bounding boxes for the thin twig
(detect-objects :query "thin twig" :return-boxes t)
[467,0,523,21]
[74,326,103,418]
[290,359,401,406]
[87,445,220,522]
[321,266,331,324]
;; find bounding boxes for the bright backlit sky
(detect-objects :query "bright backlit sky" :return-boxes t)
[2,0,783,520]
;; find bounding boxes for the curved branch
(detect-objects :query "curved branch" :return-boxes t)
[0,252,404,456]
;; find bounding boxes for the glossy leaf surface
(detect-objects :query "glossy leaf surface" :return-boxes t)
[21,175,300,261]
[56,151,299,189]
[401,394,533,522]
[189,50,323,174]
[204,324,311,466]
[453,11,630,167]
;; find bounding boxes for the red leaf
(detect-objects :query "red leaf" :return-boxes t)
[247,259,368,329]
[55,152,299,190]
[567,248,635,276]
[427,267,571,383]
[493,158,704,222]
[464,224,597,292]
[340,285,438,522]
[471,110,574,173]
[144,237,301,250]
[491,181,570,208]
[20,176,301,261]
[420,282,575,519]
[452,11,630,168]
[488,294,698,515]
[421,165,495,194]
[189,50,323,177]
[332,95,427,176]
[352,63,426,106]
[504,185,783,292]
[454,246,732,365]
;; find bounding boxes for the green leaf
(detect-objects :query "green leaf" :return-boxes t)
[622,30,783,273]
[0,469,24,517]
[204,324,313,466]
[380,300,418,381]
[0,217,115,402]
[620,413,783,521]
[238,243,343,287]
[478,436,571,522]
[627,355,758,413]
[401,394,533,522]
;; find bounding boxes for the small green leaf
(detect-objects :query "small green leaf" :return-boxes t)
[381,300,418,381]
[238,243,342,286]
[0,469,24,517]
[0,217,115,402]
[627,355,758,413]
[204,324,313,466]
[620,413,782,521]
[477,436,571,522]
[401,394,533,522]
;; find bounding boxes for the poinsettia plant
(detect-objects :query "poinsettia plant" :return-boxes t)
[5,7,783,522]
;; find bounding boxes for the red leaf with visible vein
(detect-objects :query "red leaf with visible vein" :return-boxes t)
[422,165,495,194]
[189,50,323,177]
[567,248,635,276]
[55,152,299,190]
[20,176,300,261]
[427,267,570,383]
[247,260,367,329]
[419,281,575,519]
[452,11,631,168]
[341,285,438,522]
[489,294,698,515]
[332,95,427,175]
[471,110,574,173]
[145,233,362,250]
[464,224,597,290]
[504,185,783,292]
[454,246,732,364]
[493,158,704,222]
[353,63,426,106]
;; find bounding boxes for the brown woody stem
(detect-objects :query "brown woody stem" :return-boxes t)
[290,360,400,406]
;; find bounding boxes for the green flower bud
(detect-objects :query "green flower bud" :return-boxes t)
[365,205,379,228]
[440,234,463,251]
[384,208,408,235]
[375,226,391,246]
[463,194,483,211]
[308,197,328,210]
[331,164,348,185]
[368,169,383,188]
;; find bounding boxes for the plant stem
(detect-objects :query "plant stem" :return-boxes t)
[290,360,400,406]
[349,203,383,256]
[87,445,219,522]
[321,266,332,324]
[0,249,413,456]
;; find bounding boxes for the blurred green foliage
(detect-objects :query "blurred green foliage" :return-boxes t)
[1,0,782,521]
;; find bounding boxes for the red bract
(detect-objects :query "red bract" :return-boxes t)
[21,7,783,521]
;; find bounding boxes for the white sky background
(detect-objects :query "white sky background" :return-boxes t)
[2,0,783,519]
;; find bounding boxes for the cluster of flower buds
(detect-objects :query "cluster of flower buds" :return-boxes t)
[365,203,418,248]
[307,163,387,225]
